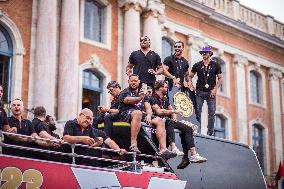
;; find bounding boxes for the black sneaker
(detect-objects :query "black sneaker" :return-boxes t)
[207,130,214,136]
[177,158,190,169]
[158,150,177,160]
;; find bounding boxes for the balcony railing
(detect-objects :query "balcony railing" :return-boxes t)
[189,0,284,40]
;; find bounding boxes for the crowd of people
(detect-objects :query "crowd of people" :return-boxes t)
[0,35,224,169]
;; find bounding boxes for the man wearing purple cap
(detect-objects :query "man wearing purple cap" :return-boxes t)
[187,46,223,136]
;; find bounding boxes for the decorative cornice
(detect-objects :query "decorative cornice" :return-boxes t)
[216,48,224,58]
[142,10,159,19]
[187,34,205,51]
[144,0,165,16]
[269,68,282,80]
[233,54,248,68]
[119,0,146,12]
[88,54,103,69]
[173,0,284,48]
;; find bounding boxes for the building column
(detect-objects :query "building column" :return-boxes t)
[233,54,249,143]
[269,68,283,166]
[119,0,145,88]
[33,0,57,115]
[142,0,165,55]
[58,0,79,121]
[187,34,204,67]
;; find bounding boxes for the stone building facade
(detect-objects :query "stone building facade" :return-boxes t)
[0,0,284,176]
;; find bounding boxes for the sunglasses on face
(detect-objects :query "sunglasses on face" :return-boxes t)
[174,45,182,48]
[201,52,209,55]
[108,88,114,93]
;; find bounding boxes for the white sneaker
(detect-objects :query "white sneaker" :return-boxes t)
[191,124,199,133]
[172,148,184,156]
[190,153,207,163]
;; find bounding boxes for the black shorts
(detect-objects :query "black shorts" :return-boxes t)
[119,109,137,123]
[119,109,150,123]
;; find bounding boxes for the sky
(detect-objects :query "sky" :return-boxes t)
[238,0,284,23]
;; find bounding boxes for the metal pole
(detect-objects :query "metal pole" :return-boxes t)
[0,130,3,154]
[132,152,138,172]
[71,144,76,164]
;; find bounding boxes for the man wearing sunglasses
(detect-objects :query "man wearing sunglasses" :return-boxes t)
[163,41,190,91]
[94,81,121,137]
[126,36,163,89]
[187,46,223,136]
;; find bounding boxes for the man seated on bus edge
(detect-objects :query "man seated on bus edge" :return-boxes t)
[149,81,207,169]
[93,81,121,137]
[118,74,176,159]
[63,108,126,166]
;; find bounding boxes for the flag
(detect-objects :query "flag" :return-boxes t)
[276,161,284,181]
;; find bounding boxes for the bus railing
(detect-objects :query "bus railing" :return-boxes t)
[0,131,165,172]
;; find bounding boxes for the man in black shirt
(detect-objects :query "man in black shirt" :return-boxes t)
[4,99,43,157]
[119,74,176,158]
[7,99,37,137]
[149,81,207,169]
[45,115,60,139]
[32,106,62,146]
[94,81,121,137]
[187,46,223,136]
[0,85,11,133]
[126,36,163,89]
[63,108,126,166]
[163,41,190,91]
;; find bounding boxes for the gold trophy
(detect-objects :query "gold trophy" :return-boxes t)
[173,92,193,118]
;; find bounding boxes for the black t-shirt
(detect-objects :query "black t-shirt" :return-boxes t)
[118,87,139,112]
[32,118,49,135]
[63,119,108,143]
[129,50,162,84]
[110,96,119,109]
[7,116,36,136]
[163,55,189,88]
[0,107,9,130]
[149,93,170,118]
[118,87,149,113]
[191,60,222,92]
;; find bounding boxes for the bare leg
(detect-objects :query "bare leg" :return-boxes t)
[130,110,142,146]
[151,117,166,152]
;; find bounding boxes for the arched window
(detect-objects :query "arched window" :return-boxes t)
[250,71,262,104]
[0,25,13,103]
[214,114,226,139]
[212,57,226,94]
[82,69,102,117]
[84,0,106,43]
[161,37,174,61]
[252,124,264,171]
